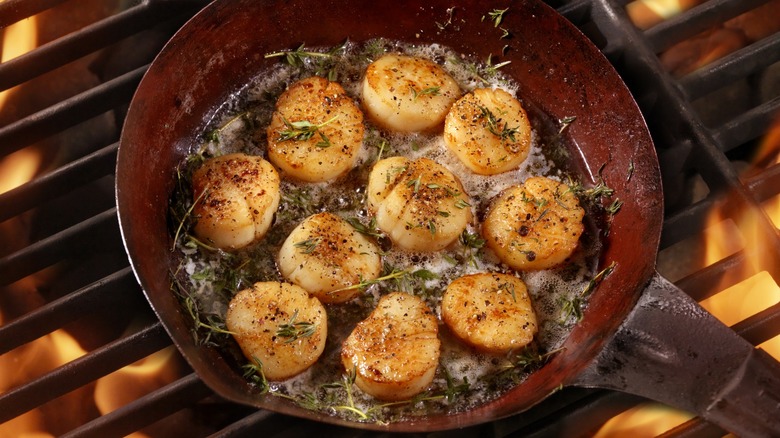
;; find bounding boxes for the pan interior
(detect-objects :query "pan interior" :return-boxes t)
[116,0,662,431]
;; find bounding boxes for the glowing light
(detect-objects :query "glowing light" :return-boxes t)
[94,347,180,438]
[698,115,780,360]
[0,330,87,437]
[593,402,694,437]
[0,12,38,109]
[0,148,42,195]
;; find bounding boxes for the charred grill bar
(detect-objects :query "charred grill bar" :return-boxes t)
[0,0,778,436]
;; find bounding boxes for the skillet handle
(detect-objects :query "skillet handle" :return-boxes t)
[574,272,780,437]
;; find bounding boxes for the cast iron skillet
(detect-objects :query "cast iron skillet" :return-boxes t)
[116,0,780,434]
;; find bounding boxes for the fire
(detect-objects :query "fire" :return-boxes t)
[0,330,88,437]
[1,7,176,437]
[699,118,780,359]
[593,403,694,437]
[94,346,180,438]
[593,118,780,435]
[0,9,42,195]
[0,10,38,110]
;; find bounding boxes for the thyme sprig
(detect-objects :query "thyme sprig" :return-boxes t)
[560,261,617,322]
[484,54,511,78]
[410,85,441,100]
[449,54,510,85]
[557,115,576,135]
[346,217,383,239]
[264,42,345,67]
[485,7,509,27]
[173,275,234,346]
[478,105,519,142]
[276,310,318,343]
[442,366,471,403]
[459,229,486,268]
[294,237,321,254]
[327,269,409,296]
[242,356,270,392]
[510,346,565,371]
[203,111,251,143]
[436,7,456,30]
[333,367,369,419]
[277,115,339,142]
[172,183,209,251]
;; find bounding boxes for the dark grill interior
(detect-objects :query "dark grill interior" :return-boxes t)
[1,0,778,436]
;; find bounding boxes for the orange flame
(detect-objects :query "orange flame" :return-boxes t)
[699,118,780,358]
[0,330,88,437]
[0,10,38,110]
[93,347,179,438]
[0,10,42,195]
[594,118,780,436]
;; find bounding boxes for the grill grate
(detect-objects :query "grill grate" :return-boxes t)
[0,0,778,436]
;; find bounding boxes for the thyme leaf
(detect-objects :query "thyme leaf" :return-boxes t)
[242,356,270,392]
[442,366,470,403]
[510,346,564,371]
[315,131,332,148]
[478,105,519,142]
[560,261,617,322]
[345,217,383,239]
[294,237,321,254]
[436,7,456,30]
[277,115,339,142]
[265,42,343,67]
[557,115,576,135]
[327,269,409,295]
[485,7,509,27]
[460,230,486,249]
[410,85,441,100]
[276,310,318,343]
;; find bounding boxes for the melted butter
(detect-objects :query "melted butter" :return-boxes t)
[172,39,603,422]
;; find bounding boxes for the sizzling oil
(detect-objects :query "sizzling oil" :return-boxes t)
[172,39,602,422]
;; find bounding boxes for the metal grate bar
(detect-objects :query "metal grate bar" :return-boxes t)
[712,95,780,151]
[680,34,780,101]
[61,373,213,438]
[0,1,197,91]
[0,0,67,29]
[644,0,773,53]
[208,410,286,438]
[744,162,780,203]
[0,66,144,158]
[0,321,170,423]
[0,142,117,221]
[0,208,119,286]
[660,198,714,249]
[0,267,138,355]
[661,419,726,438]
[675,251,749,301]
[733,302,780,346]
[519,391,645,437]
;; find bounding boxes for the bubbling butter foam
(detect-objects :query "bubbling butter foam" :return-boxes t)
[172,39,602,422]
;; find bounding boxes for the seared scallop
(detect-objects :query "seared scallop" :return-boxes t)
[441,273,537,354]
[267,76,364,182]
[366,156,472,252]
[444,88,532,175]
[482,176,585,270]
[341,292,440,401]
[191,153,280,250]
[362,54,461,132]
[278,212,382,304]
[226,281,327,381]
